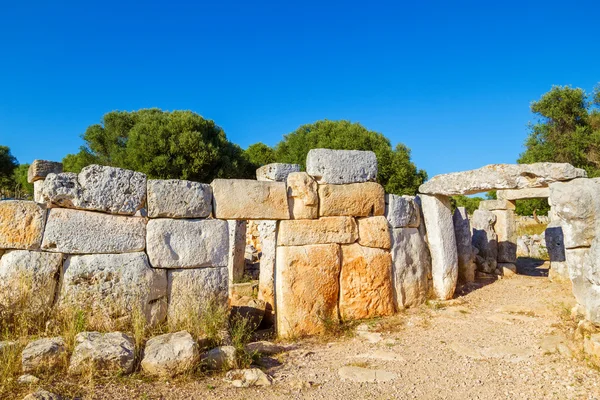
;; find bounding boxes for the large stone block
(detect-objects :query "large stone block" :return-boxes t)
[27,160,63,183]
[257,221,277,319]
[339,243,395,320]
[41,208,146,254]
[385,194,420,228]
[275,244,341,337]
[278,217,358,246]
[68,332,135,375]
[318,182,385,217]
[492,209,517,263]
[497,187,550,200]
[256,163,300,182]
[567,247,600,323]
[42,165,147,215]
[146,219,228,269]
[0,200,46,250]
[211,179,290,220]
[453,207,475,282]
[357,216,391,249]
[391,227,431,308]
[147,179,212,218]
[419,194,458,300]
[306,149,378,184]
[478,199,515,211]
[287,172,318,219]
[419,163,587,196]
[167,267,228,326]
[471,210,498,273]
[58,252,167,325]
[227,220,247,283]
[141,331,200,377]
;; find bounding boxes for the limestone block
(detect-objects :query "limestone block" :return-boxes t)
[211,179,290,220]
[385,194,420,228]
[492,209,517,263]
[22,337,66,373]
[0,200,46,250]
[147,179,212,218]
[472,210,498,273]
[41,208,146,254]
[278,217,358,246]
[286,172,318,219]
[201,345,236,370]
[141,331,200,377]
[576,240,600,323]
[59,253,167,325]
[27,160,62,183]
[339,244,395,320]
[452,207,476,282]
[318,182,385,217]
[0,250,62,312]
[42,165,147,215]
[419,194,458,300]
[146,219,228,269]
[478,199,515,211]
[256,163,300,182]
[497,187,550,200]
[306,149,378,184]
[227,220,247,283]
[357,216,391,249]
[33,180,44,203]
[68,332,135,375]
[419,163,587,196]
[257,221,277,318]
[167,267,228,326]
[275,244,341,337]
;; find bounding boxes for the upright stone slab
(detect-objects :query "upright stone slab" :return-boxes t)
[419,194,458,300]
[41,208,146,254]
[147,179,212,218]
[286,172,318,219]
[356,216,391,249]
[257,221,277,321]
[146,219,228,269]
[227,220,247,284]
[318,182,385,217]
[275,244,341,337]
[306,149,378,184]
[545,222,568,280]
[256,163,300,182]
[567,247,598,322]
[471,210,498,273]
[385,194,420,228]
[390,227,431,308]
[452,207,476,282]
[27,160,63,183]
[211,179,290,220]
[0,201,46,250]
[33,180,44,203]
[277,217,358,246]
[497,187,550,200]
[492,209,517,263]
[478,199,515,211]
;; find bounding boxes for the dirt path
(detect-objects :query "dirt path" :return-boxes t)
[63,260,600,399]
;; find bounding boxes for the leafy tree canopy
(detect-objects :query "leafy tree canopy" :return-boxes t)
[0,145,18,198]
[450,195,483,215]
[244,142,276,167]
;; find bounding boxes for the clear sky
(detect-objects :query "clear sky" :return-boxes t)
[1,0,599,178]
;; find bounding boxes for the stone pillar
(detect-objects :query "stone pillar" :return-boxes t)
[257,221,277,324]
[471,209,497,274]
[452,207,475,282]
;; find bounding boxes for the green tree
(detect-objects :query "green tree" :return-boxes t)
[12,164,33,198]
[244,142,276,167]
[63,109,255,182]
[0,145,18,198]
[450,195,483,215]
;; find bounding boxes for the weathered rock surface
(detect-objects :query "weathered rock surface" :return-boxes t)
[59,253,167,325]
[566,247,596,321]
[318,182,385,217]
[419,163,586,196]
[0,201,46,250]
[545,223,566,263]
[22,390,63,400]
[212,179,290,220]
[276,244,341,337]
[201,345,236,370]
[141,331,200,377]
[244,341,286,355]
[492,209,517,263]
[42,165,147,215]
[256,163,300,182]
[146,218,228,269]
[385,194,420,228]
[357,216,391,249]
[478,199,515,211]
[146,179,212,218]
[18,374,40,384]
[257,221,277,320]
[27,160,63,183]
[41,208,146,254]
[33,180,44,203]
[224,368,273,387]
[453,207,476,282]
[286,172,318,219]
[472,210,498,273]
[497,187,550,200]
[227,220,247,284]
[22,337,66,373]
[306,149,378,184]
[68,332,135,375]
[420,194,458,300]
[339,244,395,320]
[278,217,358,246]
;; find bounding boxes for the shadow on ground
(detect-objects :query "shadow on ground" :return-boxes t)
[516,257,549,277]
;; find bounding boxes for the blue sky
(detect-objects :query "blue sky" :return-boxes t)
[1,0,599,178]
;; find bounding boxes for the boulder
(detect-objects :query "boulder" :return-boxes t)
[492,209,517,263]
[452,207,476,282]
[27,160,62,183]
[22,390,63,400]
[227,220,247,283]
[141,331,200,377]
[211,179,290,220]
[41,208,145,254]
[318,182,385,217]
[471,210,498,273]
[18,374,40,384]
[419,194,458,300]
[286,172,318,219]
[277,217,358,246]
[385,194,420,228]
[0,201,46,250]
[275,244,341,337]
[478,199,515,211]
[68,332,135,375]
[256,163,300,182]
[42,165,146,215]
[257,221,277,319]
[339,244,395,320]
[146,179,212,218]
[22,337,66,373]
[497,187,550,200]
[390,228,431,308]
[224,368,272,387]
[201,345,236,370]
[230,295,266,330]
[146,218,228,269]
[356,216,391,249]
[306,149,378,184]
[59,253,167,325]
